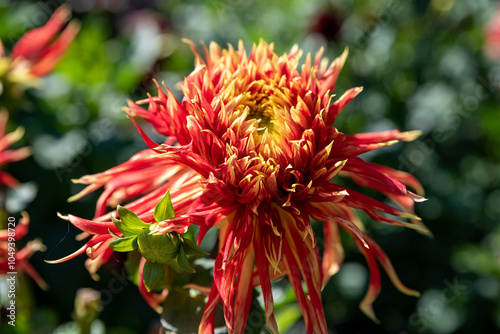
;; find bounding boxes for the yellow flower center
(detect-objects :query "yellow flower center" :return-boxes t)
[244,98,274,134]
[233,77,293,161]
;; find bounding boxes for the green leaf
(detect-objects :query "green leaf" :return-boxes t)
[154,190,175,222]
[143,261,167,292]
[109,236,138,252]
[182,237,209,256]
[137,231,180,263]
[112,206,149,237]
[176,247,195,273]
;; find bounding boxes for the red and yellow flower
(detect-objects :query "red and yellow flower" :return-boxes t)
[58,40,428,333]
[0,5,79,93]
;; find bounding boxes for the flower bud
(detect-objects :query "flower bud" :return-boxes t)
[138,228,181,264]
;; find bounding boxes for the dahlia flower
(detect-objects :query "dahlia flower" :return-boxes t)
[0,5,79,93]
[57,40,428,333]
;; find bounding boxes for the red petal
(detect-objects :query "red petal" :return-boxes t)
[364,234,420,297]
[254,225,279,333]
[30,21,79,76]
[11,5,71,60]
[280,208,328,333]
[199,283,221,334]
[0,211,29,241]
[321,220,344,288]
[232,247,255,333]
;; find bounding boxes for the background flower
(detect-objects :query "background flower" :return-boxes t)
[0,4,79,103]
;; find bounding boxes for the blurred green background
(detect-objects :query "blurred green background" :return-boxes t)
[1,0,500,333]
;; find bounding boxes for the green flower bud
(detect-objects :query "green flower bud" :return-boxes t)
[138,227,181,264]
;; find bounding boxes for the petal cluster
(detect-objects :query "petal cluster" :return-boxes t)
[0,5,79,92]
[61,40,428,333]
[0,212,47,289]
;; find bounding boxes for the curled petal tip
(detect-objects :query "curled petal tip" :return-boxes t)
[20,210,29,221]
[67,194,79,203]
[56,4,72,22]
[422,228,434,239]
[408,191,427,202]
[57,212,69,220]
[68,19,81,32]
[360,305,381,324]
[411,220,433,237]
[23,147,33,157]
[31,239,47,252]
[44,258,64,264]
[39,281,49,291]
[400,212,421,221]
[401,130,422,142]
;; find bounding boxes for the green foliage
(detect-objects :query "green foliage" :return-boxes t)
[108,235,138,252]
[112,206,149,237]
[109,191,208,292]
[137,228,180,264]
[143,261,168,292]
[153,189,175,222]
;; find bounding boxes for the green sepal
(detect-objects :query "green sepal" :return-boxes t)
[154,190,175,222]
[108,228,121,239]
[112,206,149,237]
[138,230,180,264]
[182,237,209,256]
[176,247,195,273]
[109,236,138,252]
[143,261,167,292]
[166,257,185,274]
